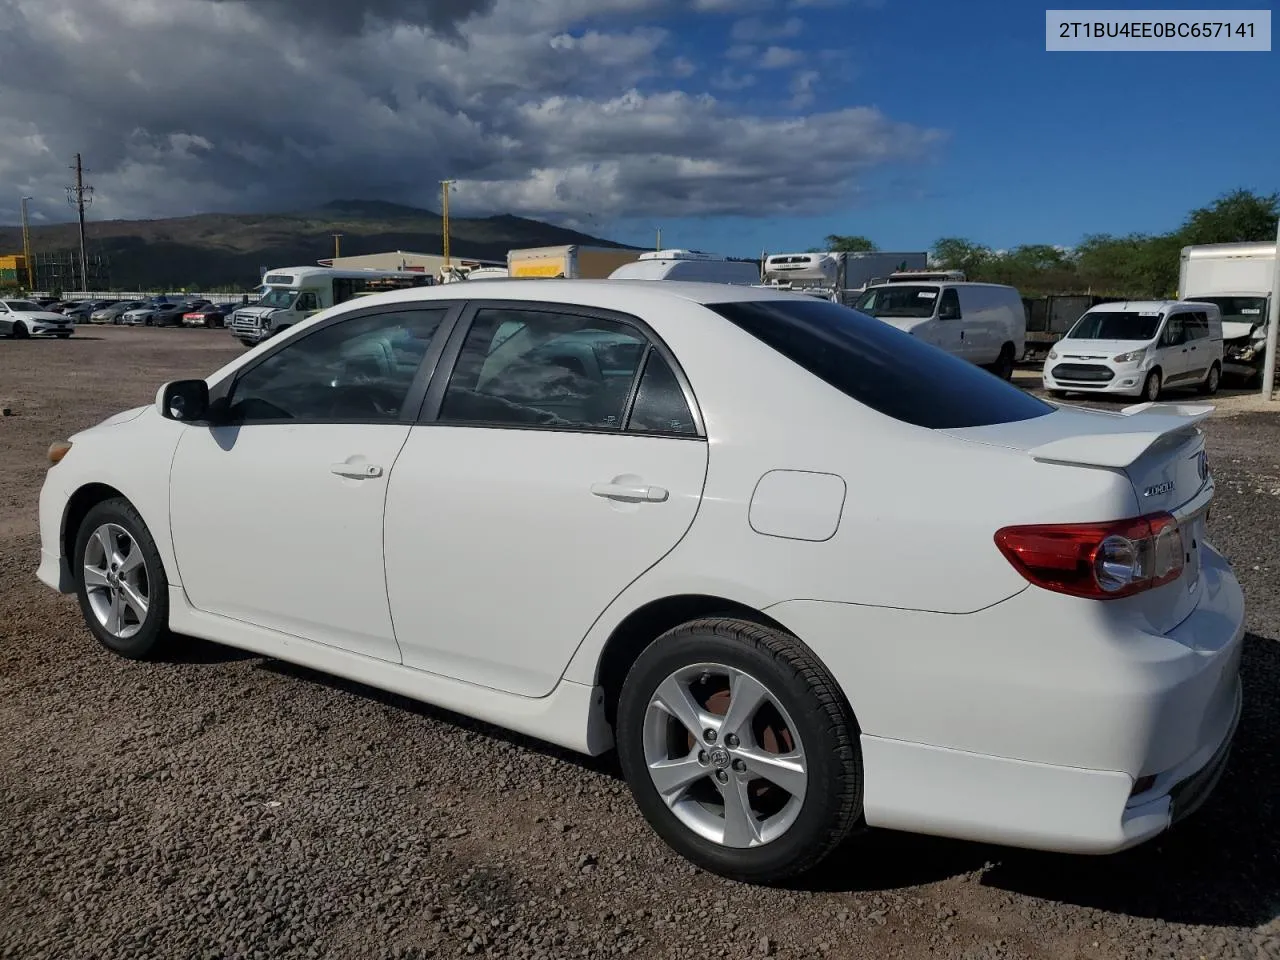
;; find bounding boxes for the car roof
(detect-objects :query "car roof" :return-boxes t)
[335,278,819,312]
[1086,299,1216,313]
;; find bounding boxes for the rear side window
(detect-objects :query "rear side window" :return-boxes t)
[706,299,1053,429]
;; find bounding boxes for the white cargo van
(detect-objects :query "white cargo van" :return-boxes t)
[851,281,1026,378]
[1042,299,1223,401]
[608,249,760,285]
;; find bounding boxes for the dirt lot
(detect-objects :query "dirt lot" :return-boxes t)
[2,326,1278,960]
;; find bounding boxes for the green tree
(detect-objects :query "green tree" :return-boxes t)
[1177,188,1279,245]
[823,234,878,252]
[931,237,993,278]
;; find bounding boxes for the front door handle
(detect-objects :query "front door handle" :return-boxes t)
[330,462,384,479]
[591,481,669,503]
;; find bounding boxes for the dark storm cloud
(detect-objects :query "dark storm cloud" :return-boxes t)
[0,0,942,228]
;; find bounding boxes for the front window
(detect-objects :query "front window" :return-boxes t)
[2,300,40,312]
[707,298,1053,429]
[1065,311,1162,341]
[852,285,939,319]
[259,288,299,310]
[1186,296,1267,330]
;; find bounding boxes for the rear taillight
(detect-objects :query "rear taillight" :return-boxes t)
[994,512,1183,600]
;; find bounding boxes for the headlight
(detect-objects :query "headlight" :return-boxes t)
[48,440,72,465]
[1113,350,1145,363]
[1047,348,1058,360]
[1229,345,1257,361]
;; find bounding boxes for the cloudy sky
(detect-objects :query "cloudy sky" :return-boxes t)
[0,0,1275,254]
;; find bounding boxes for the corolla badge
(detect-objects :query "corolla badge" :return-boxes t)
[1144,480,1175,498]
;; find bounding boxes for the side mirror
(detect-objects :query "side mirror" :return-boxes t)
[156,379,210,422]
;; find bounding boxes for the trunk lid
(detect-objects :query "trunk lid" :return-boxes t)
[944,402,1214,633]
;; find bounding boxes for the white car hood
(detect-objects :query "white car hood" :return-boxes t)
[12,311,69,323]
[71,405,150,440]
[1222,320,1260,341]
[1052,339,1150,358]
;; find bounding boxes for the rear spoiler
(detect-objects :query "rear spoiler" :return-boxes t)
[1028,402,1213,469]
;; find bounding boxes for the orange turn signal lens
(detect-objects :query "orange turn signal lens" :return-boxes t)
[48,441,73,465]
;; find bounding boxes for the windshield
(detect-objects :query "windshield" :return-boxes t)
[1186,296,1266,329]
[1066,311,1162,341]
[852,285,939,319]
[2,300,40,311]
[706,298,1052,429]
[259,288,299,309]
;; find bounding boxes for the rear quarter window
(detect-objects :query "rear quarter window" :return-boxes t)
[706,298,1052,429]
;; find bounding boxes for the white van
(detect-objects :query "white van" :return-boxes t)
[851,281,1026,378]
[608,249,760,285]
[1042,299,1223,401]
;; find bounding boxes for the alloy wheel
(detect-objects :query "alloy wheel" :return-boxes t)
[82,523,150,639]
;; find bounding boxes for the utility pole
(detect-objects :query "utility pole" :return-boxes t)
[332,233,343,259]
[20,196,35,290]
[1261,216,1280,401]
[656,226,662,251]
[65,154,93,291]
[440,180,455,266]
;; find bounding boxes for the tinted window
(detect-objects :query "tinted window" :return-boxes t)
[626,351,698,436]
[938,288,961,320]
[297,291,320,312]
[1067,311,1161,341]
[1184,311,1210,341]
[1161,316,1186,346]
[440,308,647,429]
[227,308,446,422]
[706,298,1053,430]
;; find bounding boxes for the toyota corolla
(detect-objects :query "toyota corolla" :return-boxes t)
[36,280,1243,883]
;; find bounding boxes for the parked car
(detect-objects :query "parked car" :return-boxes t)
[92,301,148,324]
[852,281,1026,379]
[35,281,1243,884]
[123,302,188,326]
[0,298,75,338]
[1042,300,1224,401]
[182,304,228,328]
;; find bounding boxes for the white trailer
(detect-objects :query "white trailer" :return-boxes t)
[1179,241,1274,384]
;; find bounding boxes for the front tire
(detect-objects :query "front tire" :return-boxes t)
[73,498,172,660]
[616,618,862,884]
[13,321,29,339]
[1142,369,1162,402]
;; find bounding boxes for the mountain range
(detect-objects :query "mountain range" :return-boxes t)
[0,200,635,290]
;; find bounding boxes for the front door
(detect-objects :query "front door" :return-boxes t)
[383,303,709,697]
[1155,313,1193,386]
[169,304,452,662]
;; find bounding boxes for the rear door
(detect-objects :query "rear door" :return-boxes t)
[382,300,709,697]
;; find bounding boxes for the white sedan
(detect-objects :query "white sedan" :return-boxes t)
[1,298,75,338]
[36,280,1244,883]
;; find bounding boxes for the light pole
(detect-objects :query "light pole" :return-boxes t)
[1261,216,1280,401]
[19,196,35,290]
[332,233,343,259]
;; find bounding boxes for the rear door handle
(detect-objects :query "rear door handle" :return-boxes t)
[591,482,669,503]
[331,462,384,479]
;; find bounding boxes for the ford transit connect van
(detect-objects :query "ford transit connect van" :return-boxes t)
[852,281,1026,378]
[1042,300,1223,401]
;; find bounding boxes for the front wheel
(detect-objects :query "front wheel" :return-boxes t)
[1142,369,1163,402]
[13,322,29,339]
[616,618,862,884]
[73,498,172,660]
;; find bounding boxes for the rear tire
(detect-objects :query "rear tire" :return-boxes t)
[1199,362,1221,396]
[616,617,862,884]
[72,498,172,661]
[13,322,29,339]
[1142,369,1162,402]
[992,343,1015,380]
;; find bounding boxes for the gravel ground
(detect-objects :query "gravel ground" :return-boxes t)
[1,327,1278,960]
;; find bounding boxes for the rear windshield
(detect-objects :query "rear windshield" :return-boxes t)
[706,298,1053,429]
[1066,311,1161,341]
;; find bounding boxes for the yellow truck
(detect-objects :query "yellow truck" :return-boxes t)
[507,244,643,279]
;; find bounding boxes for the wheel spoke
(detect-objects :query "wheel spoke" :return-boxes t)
[105,590,126,634]
[82,565,110,589]
[718,776,762,847]
[719,670,769,742]
[737,747,807,801]
[119,543,144,575]
[92,527,117,566]
[119,581,148,623]
[652,676,712,742]
[648,752,708,805]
